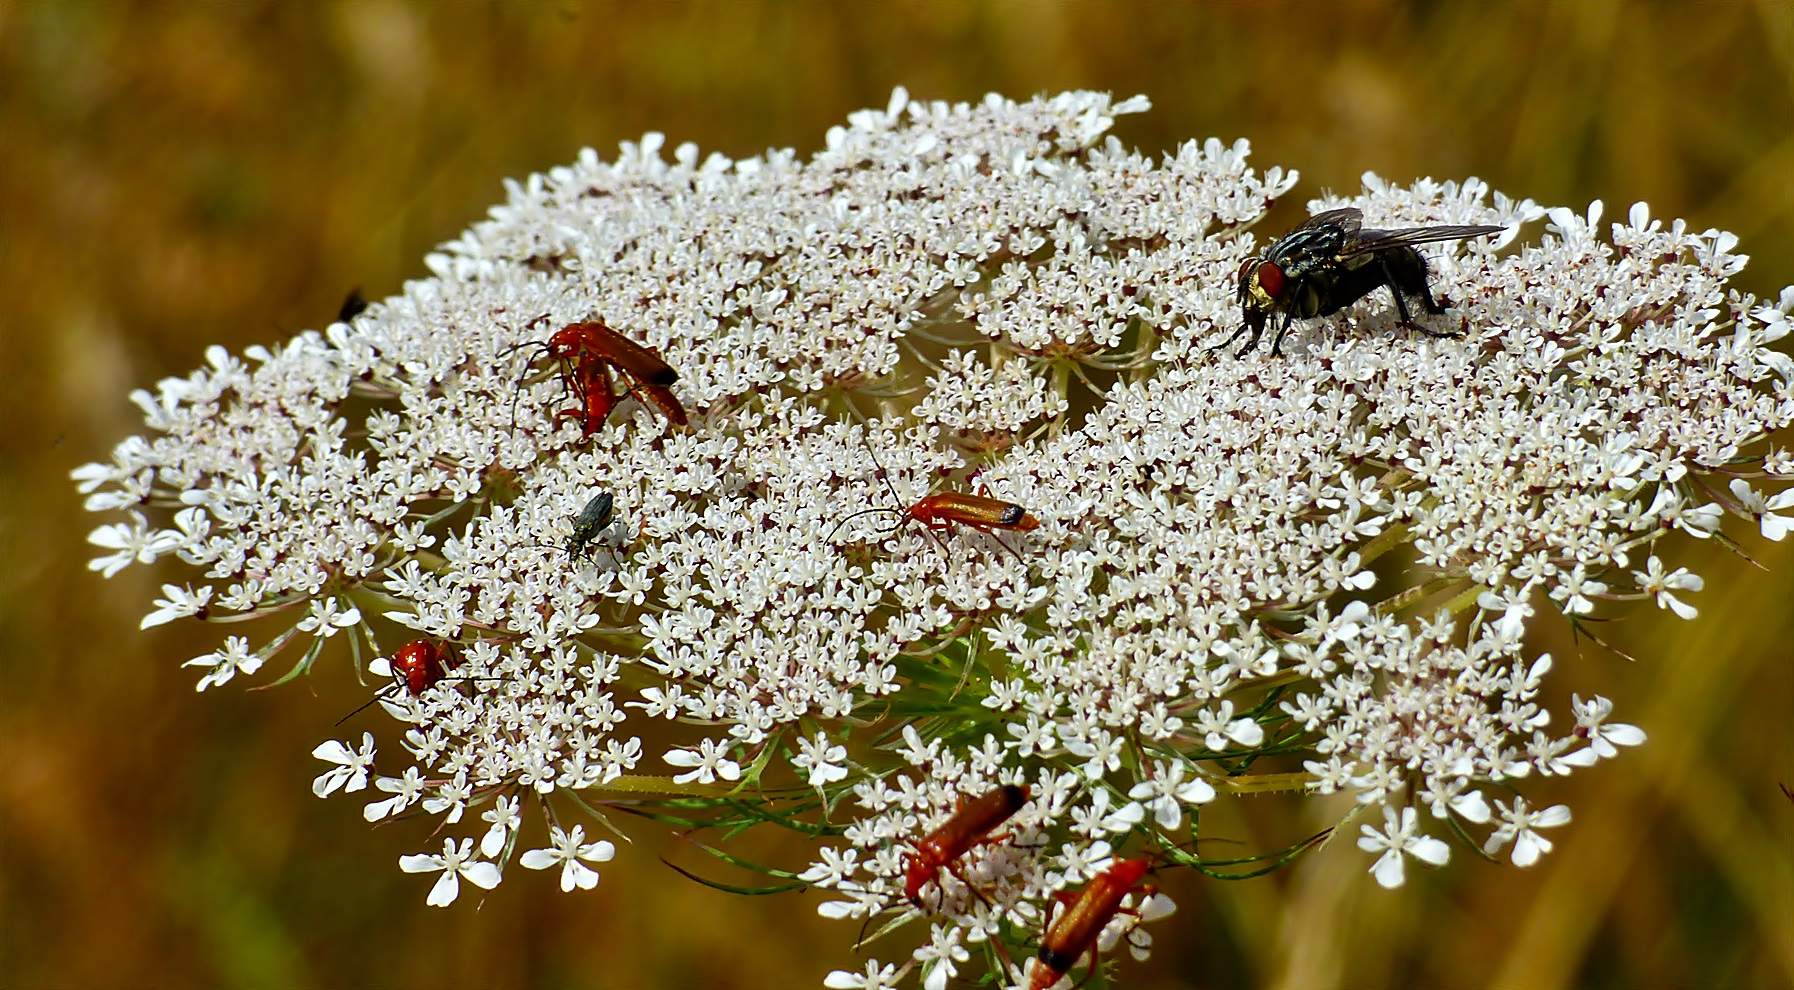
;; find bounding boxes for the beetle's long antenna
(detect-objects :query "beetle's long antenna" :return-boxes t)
[334,687,395,726]
[500,339,559,436]
[860,428,956,567]
[824,505,905,545]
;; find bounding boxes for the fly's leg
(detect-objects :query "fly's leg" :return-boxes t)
[1378,252,1459,338]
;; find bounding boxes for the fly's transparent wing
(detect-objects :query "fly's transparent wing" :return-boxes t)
[1341,223,1505,256]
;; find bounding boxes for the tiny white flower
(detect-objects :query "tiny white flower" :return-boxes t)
[1631,556,1703,619]
[481,794,523,858]
[85,511,179,577]
[182,635,263,691]
[1483,797,1572,867]
[1548,564,1607,616]
[1357,806,1450,889]
[1672,500,1724,537]
[824,960,904,990]
[1729,479,1794,541]
[664,738,741,785]
[364,768,427,821]
[1478,586,1535,639]
[399,837,502,907]
[792,733,849,789]
[311,732,376,797]
[915,924,970,990]
[295,598,361,638]
[1127,761,1216,830]
[1569,694,1646,759]
[140,583,212,629]
[519,824,616,891]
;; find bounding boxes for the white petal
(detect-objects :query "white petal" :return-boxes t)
[1560,747,1600,767]
[1371,849,1407,889]
[519,848,559,871]
[1409,834,1451,868]
[426,871,461,906]
[1449,790,1491,824]
[461,861,502,890]
[1151,798,1181,830]
[1534,804,1573,828]
[1512,832,1551,867]
[481,822,508,858]
[1175,779,1216,805]
[1138,893,1177,921]
[398,853,442,874]
[312,768,346,798]
[1224,719,1265,747]
[562,861,600,891]
[663,748,702,768]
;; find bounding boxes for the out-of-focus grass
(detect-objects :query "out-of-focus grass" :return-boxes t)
[1,2,1790,988]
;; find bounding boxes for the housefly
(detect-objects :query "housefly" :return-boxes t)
[1219,207,1504,356]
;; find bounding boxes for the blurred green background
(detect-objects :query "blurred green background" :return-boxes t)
[3,2,1792,988]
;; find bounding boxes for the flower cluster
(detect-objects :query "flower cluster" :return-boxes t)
[77,88,1792,988]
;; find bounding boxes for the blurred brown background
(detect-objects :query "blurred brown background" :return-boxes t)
[3,2,1792,988]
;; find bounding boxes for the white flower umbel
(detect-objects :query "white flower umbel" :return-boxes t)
[78,87,1792,983]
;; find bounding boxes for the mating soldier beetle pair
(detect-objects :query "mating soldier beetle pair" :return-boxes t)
[507,319,687,436]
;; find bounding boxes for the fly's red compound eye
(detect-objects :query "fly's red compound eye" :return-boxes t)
[1254,260,1286,299]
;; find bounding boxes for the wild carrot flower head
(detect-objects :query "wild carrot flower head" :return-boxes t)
[77,87,1793,986]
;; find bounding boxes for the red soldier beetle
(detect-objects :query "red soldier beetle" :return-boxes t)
[826,432,1040,563]
[1027,857,1162,990]
[334,640,505,725]
[904,784,1032,909]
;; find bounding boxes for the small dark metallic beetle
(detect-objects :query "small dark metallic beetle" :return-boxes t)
[566,492,616,560]
[1220,207,1504,357]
